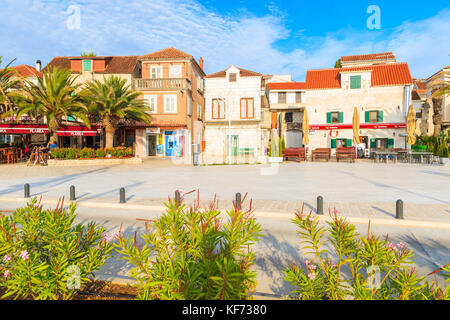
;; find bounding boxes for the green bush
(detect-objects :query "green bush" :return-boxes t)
[0,198,114,299]
[95,148,107,158]
[114,192,262,300]
[283,207,448,300]
[79,147,94,159]
[440,136,449,158]
[65,148,78,160]
[50,148,67,159]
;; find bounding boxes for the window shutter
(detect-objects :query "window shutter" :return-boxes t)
[365,111,370,122]
[248,99,254,118]
[347,139,352,147]
[339,112,343,123]
[331,139,336,148]
[370,138,376,148]
[387,139,394,148]
[377,110,383,122]
[83,60,92,71]
[350,75,361,89]
[326,112,331,123]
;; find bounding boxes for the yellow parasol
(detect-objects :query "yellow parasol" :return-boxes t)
[406,104,416,145]
[352,107,360,146]
[302,108,309,145]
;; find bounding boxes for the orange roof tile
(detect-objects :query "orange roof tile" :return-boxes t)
[305,63,413,89]
[267,82,306,90]
[206,67,261,78]
[44,56,139,74]
[341,52,395,62]
[10,64,43,78]
[140,47,193,59]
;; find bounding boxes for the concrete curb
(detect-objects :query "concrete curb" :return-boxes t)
[1,196,450,230]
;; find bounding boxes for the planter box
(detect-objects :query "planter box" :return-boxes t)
[439,157,449,165]
[48,157,143,166]
[268,157,283,163]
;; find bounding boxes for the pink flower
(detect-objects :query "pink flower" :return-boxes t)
[308,272,316,280]
[309,217,314,222]
[304,260,310,266]
[102,234,112,242]
[308,264,316,270]
[331,263,337,268]
[397,242,405,250]
[3,255,11,263]
[386,242,396,251]
[19,250,29,261]
[3,270,9,278]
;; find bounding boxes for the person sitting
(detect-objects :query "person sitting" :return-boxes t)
[48,141,58,151]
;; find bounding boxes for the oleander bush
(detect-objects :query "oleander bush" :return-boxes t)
[95,148,107,158]
[50,147,132,159]
[0,197,115,300]
[79,147,94,159]
[283,206,448,300]
[114,191,262,300]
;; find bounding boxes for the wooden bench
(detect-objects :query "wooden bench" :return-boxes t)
[311,148,331,161]
[282,147,306,162]
[336,147,355,162]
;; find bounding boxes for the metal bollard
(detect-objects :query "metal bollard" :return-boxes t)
[120,188,126,203]
[175,190,181,207]
[24,183,30,198]
[70,185,76,201]
[396,200,403,219]
[317,196,323,215]
[235,192,242,211]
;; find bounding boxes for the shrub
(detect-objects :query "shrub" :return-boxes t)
[282,206,448,300]
[65,148,78,160]
[79,147,94,159]
[95,148,107,158]
[0,197,114,300]
[439,136,449,158]
[114,191,262,300]
[50,148,67,159]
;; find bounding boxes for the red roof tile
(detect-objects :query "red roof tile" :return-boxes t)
[341,52,395,62]
[267,82,306,90]
[206,67,262,78]
[10,64,43,78]
[140,47,193,59]
[305,63,413,89]
[44,56,138,74]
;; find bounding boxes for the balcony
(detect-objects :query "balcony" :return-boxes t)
[132,78,191,91]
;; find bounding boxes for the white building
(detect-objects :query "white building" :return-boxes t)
[303,53,413,155]
[203,65,268,164]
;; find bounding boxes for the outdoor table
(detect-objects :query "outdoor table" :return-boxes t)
[373,151,398,163]
[407,152,433,164]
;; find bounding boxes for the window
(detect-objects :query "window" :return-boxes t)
[164,95,177,113]
[350,75,361,89]
[197,103,202,120]
[144,95,157,113]
[83,60,92,72]
[150,66,162,79]
[330,112,340,123]
[369,111,378,122]
[365,110,383,123]
[278,92,286,104]
[212,99,225,119]
[240,98,254,119]
[169,65,181,78]
[197,76,204,91]
[376,138,388,149]
[295,92,302,104]
[285,112,293,123]
[229,73,237,82]
[336,139,347,148]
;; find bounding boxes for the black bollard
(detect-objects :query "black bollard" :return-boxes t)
[395,200,403,219]
[120,188,126,203]
[70,185,76,201]
[175,190,181,207]
[24,183,30,198]
[235,192,242,211]
[317,196,323,215]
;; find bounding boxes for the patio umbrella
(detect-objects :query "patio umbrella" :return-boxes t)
[406,104,416,145]
[352,107,360,146]
[302,108,309,145]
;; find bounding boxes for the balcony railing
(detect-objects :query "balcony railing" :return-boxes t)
[132,78,191,91]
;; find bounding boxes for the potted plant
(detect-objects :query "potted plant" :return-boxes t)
[439,136,449,165]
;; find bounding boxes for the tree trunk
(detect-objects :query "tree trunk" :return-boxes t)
[432,97,443,137]
[48,117,61,146]
[104,116,118,149]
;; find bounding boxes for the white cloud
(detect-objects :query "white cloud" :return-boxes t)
[0,1,448,80]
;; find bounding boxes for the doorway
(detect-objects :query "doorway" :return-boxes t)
[147,135,157,156]
[227,135,239,156]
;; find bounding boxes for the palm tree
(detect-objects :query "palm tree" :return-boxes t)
[11,66,89,145]
[0,57,20,117]
[81,75,152,148]
[427,69,449,136]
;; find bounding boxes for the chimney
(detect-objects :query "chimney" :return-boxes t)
[36,60,41,72]
[199,57,204,70]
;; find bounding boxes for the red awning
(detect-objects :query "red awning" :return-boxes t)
[309,123,406,130]
[0,124,101,136]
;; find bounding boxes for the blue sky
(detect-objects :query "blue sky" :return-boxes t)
[1,0,449,81]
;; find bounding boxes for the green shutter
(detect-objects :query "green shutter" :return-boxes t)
[67,115,75,122]
[326,112,331,124]
[347,139,352,147]
[331,139,336,148]
[83,60,92,71]
[387,139,394,148]
[377,110,383,122]
[350,75,361,89]
[370,138,376,148]
[339,112,343,123]
[365,111,370,122]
